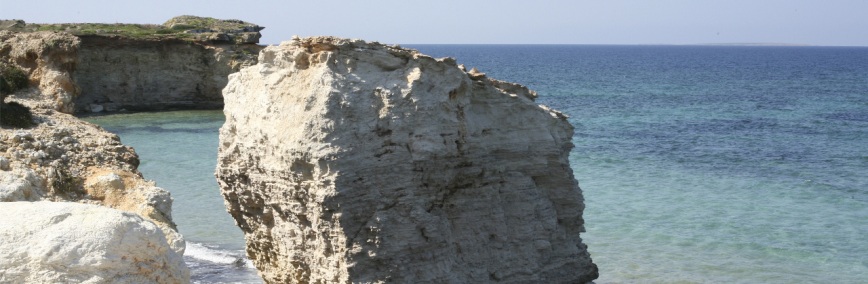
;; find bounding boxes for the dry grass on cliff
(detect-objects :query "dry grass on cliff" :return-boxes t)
[6,16,261,41]
[31,23,192,39]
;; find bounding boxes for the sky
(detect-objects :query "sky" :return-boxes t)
[2,0,867,46]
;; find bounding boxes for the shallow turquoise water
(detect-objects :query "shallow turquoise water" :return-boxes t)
[86,45,868,283]
[84,110,261,283]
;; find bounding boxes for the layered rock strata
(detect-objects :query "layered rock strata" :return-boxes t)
[1,17,263,114]
[0,201,189,283]
[73,35,261,112]
[163,15,265,44]
[1,19,266,282]
[217,36,598,283]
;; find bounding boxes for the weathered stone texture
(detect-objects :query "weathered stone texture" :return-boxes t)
[0,31,80,112]
[0,202,189,283]
[73,35,261,112]
[217,36,597,283]
[0,108,185,254]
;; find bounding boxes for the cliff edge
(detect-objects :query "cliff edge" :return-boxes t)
[1,16,264,113]
[216,36,598,283]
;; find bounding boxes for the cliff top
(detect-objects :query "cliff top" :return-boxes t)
[0,15,263,44]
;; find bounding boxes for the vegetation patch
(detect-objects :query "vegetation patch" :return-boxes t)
[1,63,35,128]
[51,166,85,199]
[0,63,29,94]
[3,16,262,43]
[0,101,35,128]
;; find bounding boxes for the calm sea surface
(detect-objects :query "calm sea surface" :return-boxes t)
[85,45,868,283]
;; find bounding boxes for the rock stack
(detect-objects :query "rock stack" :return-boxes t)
[217,36,597,283]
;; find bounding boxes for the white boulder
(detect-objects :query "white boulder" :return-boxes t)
[0,201,190,283]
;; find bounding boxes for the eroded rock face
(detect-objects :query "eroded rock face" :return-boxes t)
[73,35,262,112]
[0,31,80,112]
[0,201,189,283]
[1,26,262,114]
[1,29,189,281]
[217,36,598,283]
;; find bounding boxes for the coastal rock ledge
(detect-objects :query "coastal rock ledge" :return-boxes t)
[216,36,598,283]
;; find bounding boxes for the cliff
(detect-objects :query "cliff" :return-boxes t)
[1,16,264,113]
[74,35,261,112]
[0,104,186,254]
[2,31,188,281]
[216,36,598,283]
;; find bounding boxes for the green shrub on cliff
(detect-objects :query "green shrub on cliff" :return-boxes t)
[35,23,165,38]
[4,16,261,43]
[0,64,29,95]
[0,101,35,128]
[1,64,35,128]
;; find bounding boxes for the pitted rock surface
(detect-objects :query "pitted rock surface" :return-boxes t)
[217,36,597,283]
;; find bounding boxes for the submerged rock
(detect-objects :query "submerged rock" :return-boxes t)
[217,36,598,283]
[0,201,189,283]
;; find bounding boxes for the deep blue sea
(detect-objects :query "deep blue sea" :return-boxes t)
[86,45,868,283]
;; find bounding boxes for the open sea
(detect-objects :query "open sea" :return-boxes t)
[84,45,868,283]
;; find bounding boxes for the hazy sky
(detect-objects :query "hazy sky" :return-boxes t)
[2,0,867,46]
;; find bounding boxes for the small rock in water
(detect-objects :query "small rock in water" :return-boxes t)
[233,257,246,268]
[89,104,104,113]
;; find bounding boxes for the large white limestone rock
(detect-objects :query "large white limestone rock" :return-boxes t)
[0,201,190,283]
[216,36,598,283]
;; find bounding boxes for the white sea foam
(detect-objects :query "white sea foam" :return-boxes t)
[185,242,253,267]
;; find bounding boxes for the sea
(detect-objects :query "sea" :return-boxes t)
[84,45,868,283]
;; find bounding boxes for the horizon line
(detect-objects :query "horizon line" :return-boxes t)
[260,41,868,48]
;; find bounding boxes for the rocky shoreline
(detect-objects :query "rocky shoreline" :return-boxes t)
[0,93,191,282]
[2,17,597,283]
[0,16,265,283]
[1,16,263,114]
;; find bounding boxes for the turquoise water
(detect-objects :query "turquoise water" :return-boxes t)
[86,45,868,283]
[84,111,261,283]
[412,45,868,283]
